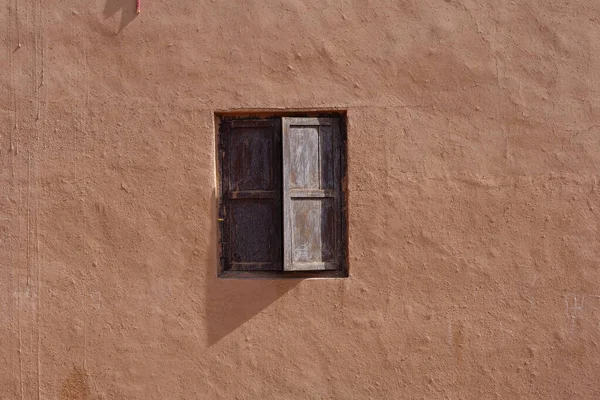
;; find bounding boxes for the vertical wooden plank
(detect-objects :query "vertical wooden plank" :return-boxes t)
[283,118,292,271]
[283,117,343,271]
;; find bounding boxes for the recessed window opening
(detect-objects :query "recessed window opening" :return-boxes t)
[216,112,348,278]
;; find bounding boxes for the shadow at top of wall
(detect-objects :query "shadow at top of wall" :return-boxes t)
[103,0,137,32]
[204,191,299,346]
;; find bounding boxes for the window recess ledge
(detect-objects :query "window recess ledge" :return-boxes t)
[218,269,349,280]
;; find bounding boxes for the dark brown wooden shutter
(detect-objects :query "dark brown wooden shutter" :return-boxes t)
[219,119,282,271]
[282,117,343,271]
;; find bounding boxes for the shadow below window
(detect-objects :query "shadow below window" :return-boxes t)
[204,191,299,346]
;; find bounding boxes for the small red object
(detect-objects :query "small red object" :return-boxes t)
[136,0,140,14]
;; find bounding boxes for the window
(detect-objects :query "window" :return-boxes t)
[217,115,348,278]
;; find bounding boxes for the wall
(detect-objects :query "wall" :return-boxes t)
[1,0,600,398]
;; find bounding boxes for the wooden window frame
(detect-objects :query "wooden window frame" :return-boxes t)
[215,111,349,279]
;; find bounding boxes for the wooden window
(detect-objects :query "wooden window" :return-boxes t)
[218,115,347,278]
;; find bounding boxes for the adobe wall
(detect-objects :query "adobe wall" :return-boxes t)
[1,0,599,398]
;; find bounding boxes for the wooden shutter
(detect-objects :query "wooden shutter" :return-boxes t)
[282,117,343,271]
[219,119,282,271]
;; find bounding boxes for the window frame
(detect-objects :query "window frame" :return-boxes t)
[215,111,349,279]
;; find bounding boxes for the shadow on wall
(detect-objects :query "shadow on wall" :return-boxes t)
[204,191,298,346]
[103,0,138,32]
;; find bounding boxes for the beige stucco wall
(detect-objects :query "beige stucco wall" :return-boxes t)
[2,0,600,398]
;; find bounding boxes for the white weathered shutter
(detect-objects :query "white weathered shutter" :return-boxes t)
[282,117,343,271]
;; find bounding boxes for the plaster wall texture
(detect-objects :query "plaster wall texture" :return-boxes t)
[1,0,600,398]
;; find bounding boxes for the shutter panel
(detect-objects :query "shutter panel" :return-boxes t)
[282,117,343,271]
[219,119,282,271]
